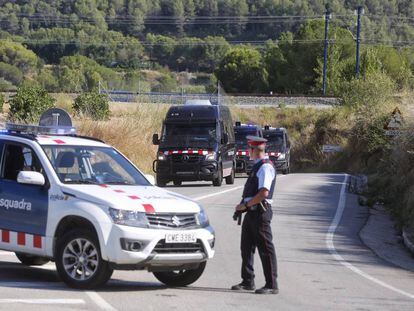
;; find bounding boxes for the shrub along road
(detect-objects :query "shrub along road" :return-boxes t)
[0,174,413,310]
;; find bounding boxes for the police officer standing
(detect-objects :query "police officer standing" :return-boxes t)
[231,136,278,294]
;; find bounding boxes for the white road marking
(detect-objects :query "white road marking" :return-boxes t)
[326,174,414,300]
[0,299,85,304]
[193,186,244,201]
[85,291,117,311]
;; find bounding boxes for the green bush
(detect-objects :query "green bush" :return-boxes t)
[73,92,109,120]
[8,85,55,123]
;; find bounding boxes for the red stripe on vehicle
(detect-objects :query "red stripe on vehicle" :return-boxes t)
[143,204,155,214]
[33,235,42,248]
[17,232,25,246]
[53,139,66,144]
[128,195,140,200]
[114,189,125,193]
[99,184,109,188]
[1,230,9,243]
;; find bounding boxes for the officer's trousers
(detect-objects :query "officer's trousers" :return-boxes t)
[241,207,278,289]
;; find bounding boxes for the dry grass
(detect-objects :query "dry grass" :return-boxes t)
[76,103,169,173]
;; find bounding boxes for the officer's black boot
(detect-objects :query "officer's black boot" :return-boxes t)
[255,286,279,295]
[231,282,255,291]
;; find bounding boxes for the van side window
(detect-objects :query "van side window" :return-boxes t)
[2,144,44,181]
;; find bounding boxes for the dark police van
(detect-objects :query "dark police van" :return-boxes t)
[262,125,291,174]
[152,100,235,187]
[234,122,263,174]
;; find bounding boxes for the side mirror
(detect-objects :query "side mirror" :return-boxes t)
[221,133,229,144]
[145,174,156,185]
[17,171,45,186]
[152,134,160,145]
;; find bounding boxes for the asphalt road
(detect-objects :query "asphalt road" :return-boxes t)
[0,173,414,310]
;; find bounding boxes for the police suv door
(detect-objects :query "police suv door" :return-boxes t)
[0,140,49,253]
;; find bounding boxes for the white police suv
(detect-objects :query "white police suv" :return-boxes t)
[0,109,215,289]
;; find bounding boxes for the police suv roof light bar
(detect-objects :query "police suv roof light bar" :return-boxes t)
[4,108,77,136]
[5,123,77,136]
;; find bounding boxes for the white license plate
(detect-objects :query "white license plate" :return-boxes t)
[165,233,196,243]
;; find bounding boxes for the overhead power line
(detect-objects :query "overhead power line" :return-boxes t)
[2,38,412,47]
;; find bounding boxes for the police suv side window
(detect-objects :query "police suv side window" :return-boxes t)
[2,143,44,181]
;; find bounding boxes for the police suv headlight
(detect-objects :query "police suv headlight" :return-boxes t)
[195,207,210,228]
[109,208,149,228]
[205,152,216,161]
[158,154,167,161]
[278,153,286,160]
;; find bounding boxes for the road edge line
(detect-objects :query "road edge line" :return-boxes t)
[326,173,414,300]
[193,186,244,201]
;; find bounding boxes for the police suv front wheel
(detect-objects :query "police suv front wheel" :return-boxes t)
[153,261,206,287]
[55,229,113,289]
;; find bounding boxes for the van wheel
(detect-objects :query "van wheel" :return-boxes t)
[55,229,113,289]
[212,166,223,187]
[225,167,235,185]
[153,262,206,287]
[173,180,182,186]
[156,176,167,187]
[15,253,49,266]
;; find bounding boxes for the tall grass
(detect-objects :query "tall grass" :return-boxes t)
[76,104,169,173]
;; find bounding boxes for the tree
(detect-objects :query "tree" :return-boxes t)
[0,40,39,73]
[215,46,268,93]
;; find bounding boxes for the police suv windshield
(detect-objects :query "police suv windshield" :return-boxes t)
[42,145,150,186]
[264,132,284,151]
[235,128,259,149]
[161,123,217,148]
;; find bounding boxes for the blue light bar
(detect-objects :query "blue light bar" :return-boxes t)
[6,123,77,135]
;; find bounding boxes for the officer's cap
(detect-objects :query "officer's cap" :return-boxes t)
[246,136,267,149]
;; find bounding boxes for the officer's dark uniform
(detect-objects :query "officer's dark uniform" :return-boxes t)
[240,158,278,291]
[241,159,278,289]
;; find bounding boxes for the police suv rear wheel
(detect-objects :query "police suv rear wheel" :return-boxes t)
[15,253,49,266]
[173,180,182,186]
[55,229,113,289]
[153,261,206,287]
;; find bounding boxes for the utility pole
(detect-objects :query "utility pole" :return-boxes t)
[355,6,364,78]
[322,8,332,95]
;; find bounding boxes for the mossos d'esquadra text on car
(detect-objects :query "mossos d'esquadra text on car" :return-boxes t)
[0,108,215,289]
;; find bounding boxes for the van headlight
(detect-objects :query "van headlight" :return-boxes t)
[278,153,286,160]
[109,208,149,228]
[205,152,216,161]
[158,154,167,161]
[195,207,210,228]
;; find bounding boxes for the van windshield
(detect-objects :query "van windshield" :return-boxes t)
[235,127,259,149]
[42,145,150,186]
[161,123,217,148]
[264,132,284,151]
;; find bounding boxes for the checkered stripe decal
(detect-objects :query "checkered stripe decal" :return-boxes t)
[237,150,250,156]
[160,149,213,156]
[0,229,44,249]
